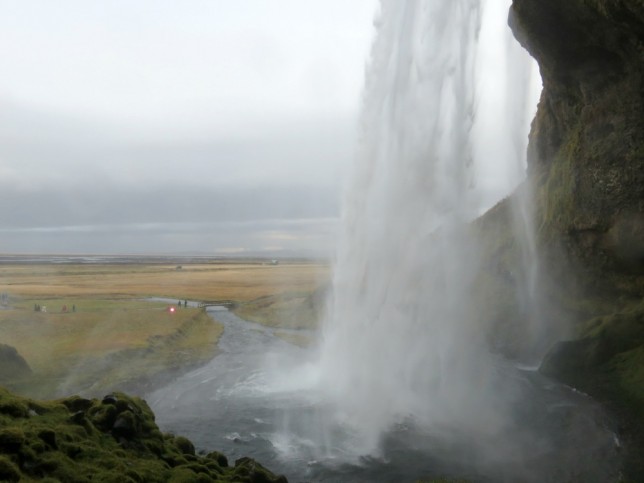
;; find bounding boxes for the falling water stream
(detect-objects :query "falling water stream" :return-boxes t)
[149,1,621,481]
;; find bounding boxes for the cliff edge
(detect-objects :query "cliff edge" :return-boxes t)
[503,0,643,478]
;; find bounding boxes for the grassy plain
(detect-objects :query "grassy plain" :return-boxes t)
[0,261,329,398]
[0,262,328,302]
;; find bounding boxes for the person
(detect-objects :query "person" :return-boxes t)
[72,304,76,312]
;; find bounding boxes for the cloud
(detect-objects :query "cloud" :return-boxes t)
[0,181,338,226]
[0,100,356,188]
[0,0,376,125]
[0,218,339,256]
[0,1,378,255]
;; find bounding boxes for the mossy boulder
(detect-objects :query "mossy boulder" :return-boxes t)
[0,386,288,482]
[233,457,288,483]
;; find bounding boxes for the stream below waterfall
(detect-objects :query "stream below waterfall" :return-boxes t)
[147,306,621,483]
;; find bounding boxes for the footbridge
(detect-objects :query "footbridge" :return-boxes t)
[198,300,237,309]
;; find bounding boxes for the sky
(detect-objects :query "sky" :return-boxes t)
[0,0,378,256]
[0,0,540,257]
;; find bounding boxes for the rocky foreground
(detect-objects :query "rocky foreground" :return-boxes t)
[0,387,287,482]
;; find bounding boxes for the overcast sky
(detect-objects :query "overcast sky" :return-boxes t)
[0,0,378,255]
[0,0,540,257]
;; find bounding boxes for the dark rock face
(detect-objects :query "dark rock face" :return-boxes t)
[473,1,642,358]
[506,0,644,379]
[510,0,644,278]
[502,0,644,478]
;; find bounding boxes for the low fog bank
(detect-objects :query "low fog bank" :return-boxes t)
[0,216,339,257]
[0,102,352,255]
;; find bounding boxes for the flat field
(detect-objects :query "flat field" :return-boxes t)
[0,260,329,398]
[0,261,329,301]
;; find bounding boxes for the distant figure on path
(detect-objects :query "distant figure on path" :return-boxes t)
[72,304,76,312]
[62,305,67,313]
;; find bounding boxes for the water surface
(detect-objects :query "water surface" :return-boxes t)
[147,307,620,482]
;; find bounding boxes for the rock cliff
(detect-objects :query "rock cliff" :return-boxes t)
[511,0,643,278]
[482,0,644,478]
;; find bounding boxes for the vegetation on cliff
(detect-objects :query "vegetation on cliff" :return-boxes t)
[463,0,643,478]
[0,387,287,482]
[478,0,644,478]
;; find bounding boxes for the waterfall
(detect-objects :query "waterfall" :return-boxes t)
[144,4,622,473]
[317,0,540,454]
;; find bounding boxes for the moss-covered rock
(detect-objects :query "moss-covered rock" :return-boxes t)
[0,455,21,482]
[0,386,288,482]
[233,457,288,483]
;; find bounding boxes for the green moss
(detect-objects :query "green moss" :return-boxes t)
[206,450,228,467]
[535,123,582,237]
[167,467,203,482]
[612,346,644,404]
[417,479,471,483]
[0,388,30,418]
[540,302,644,479]
[172,435,196,455]
[0,428,25,453]
[0,455,20,482]
[0,387,287,482]
[92,473,138,483]
[233,456,288,483]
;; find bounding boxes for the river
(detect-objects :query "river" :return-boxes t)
[146,306,621,482]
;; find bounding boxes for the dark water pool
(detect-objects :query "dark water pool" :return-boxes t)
[146,307,621,483]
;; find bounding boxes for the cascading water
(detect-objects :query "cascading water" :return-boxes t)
[318,0,526,452]
[148,1,622,480]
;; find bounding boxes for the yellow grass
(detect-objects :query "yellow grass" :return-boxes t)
[0,261,328,397]
[0,262,329,302]
[233,291,323,330]
[0,304,195,372]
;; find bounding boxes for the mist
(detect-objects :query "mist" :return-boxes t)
[0,0,376,255]
[148,1,619,482]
